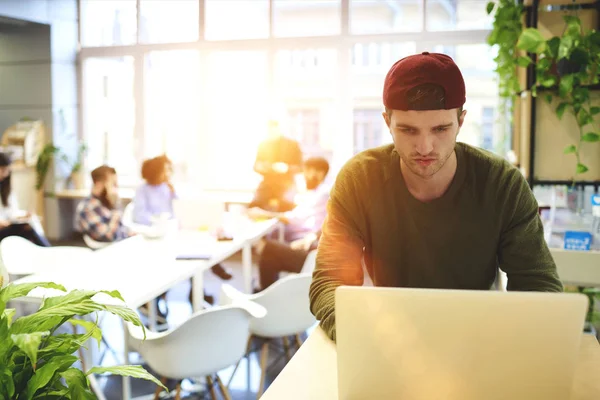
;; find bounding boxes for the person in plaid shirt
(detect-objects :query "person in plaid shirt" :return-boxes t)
[75,165,133,242]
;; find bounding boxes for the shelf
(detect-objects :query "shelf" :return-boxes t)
[533,180,600,186]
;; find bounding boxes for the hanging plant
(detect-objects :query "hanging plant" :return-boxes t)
[486,0,526,111]
[517,15,600,179]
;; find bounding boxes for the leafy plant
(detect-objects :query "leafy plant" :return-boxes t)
[35,145,68,192]
[70,142,88,175]
[486,0,526,112]
[566,286,600,330]
[515,15,600,179]
[0,281,166,399]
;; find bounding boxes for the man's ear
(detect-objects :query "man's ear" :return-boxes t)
[382,111,391,129]
[458,109,467,128]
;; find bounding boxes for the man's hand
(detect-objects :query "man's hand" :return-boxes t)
[0,220,10,229]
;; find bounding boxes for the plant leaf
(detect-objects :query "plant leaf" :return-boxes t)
[517,28,546,53]
[590,106,600,115]
[87,365,167,390]
[24,355,78,400]
[563,15,582,36]
[577,109,593,126]
[559,75,575,98]
[556,102,569,119]
[576,163,589,174]
[69,319,102,350]
[0,282,66,314]
[3,308,15,327]
[582,132,600,142]
[0,367,15,398]
[11,332,49,370]
[102,305,146,339]
[559,35,574,59]
[486,1,495,14]
[546,37,560,58]
[544,94,553,104]
[37,334,87,358]
[516,56,532,67]
[61,368,95,399]
[563,145,577,154]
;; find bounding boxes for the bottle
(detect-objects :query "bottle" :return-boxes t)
[592,194,600,251]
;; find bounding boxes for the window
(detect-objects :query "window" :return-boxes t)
[426,0,492,31]
[80,0,137,47]
[350,0,423,34]
[288,109,321,155]
[139,0,199,44]
[354,110,386,154]
[273,0,341,37]
[204,51,268,189]
[481,107,495,151]
[144,51,201,183]
[82,57,136,183]
[204,0,269,40]
[78,1,498,190]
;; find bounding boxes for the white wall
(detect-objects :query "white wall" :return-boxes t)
[0,0,79,239]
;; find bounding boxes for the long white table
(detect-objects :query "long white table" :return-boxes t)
[262,327,600,400]
[9,218,282,399]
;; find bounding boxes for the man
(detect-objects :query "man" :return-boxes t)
[250,157,330,290]
[75,165,132,242]
[249,157,330,242]
[250,118,303,212]
[309,52,563,342]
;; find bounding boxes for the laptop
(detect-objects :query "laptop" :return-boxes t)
[335,286,588,400]
[172,198,225,231]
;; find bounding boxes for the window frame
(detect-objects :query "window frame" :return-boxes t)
[78,0,495,190]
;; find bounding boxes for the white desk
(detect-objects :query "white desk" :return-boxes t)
[262,327,600,400]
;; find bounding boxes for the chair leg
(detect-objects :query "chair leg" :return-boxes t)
[258,342,269,398]
[216,374,232,400]
[174,382,181,400]
[206,375,218,400]
[227,335,253,388]
[295,333,303,347]
[153,377,167,400]
[282,337,291,359]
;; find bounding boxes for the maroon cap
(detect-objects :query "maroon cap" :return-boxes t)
[383,52,466,111]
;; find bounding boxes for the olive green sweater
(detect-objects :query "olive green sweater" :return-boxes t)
[309,143,563,342]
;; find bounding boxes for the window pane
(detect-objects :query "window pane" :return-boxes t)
[144,50,200,183]
[350,0,422,34]
[426,0,492,31]
[353,109,386,154]
[205,0,269,40]
[351,42,416,75]
[83,57,136,181]
[139,0,199,43]
[274,48,338,159]
[273,0,341,37]
[80,0,137,47]
[432,44,506,155]
[204,51,268,189]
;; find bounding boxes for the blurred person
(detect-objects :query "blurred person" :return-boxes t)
[75,165,132,243]
[250,118,303,212]
[249,157,330,242]
[0,152,50,247]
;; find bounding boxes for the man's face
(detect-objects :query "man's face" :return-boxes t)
[304,167,325,190]
[383,108,466,179]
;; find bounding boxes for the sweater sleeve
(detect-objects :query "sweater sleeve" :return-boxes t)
[309,164,366,342]
[498,169,563,292]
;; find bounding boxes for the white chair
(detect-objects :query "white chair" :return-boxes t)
[127,302,266,399]
[220,273,316,397]
[83,234,110,250]
[0,235,92,276]
[278,248,317,279]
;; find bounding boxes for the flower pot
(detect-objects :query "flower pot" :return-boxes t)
[70,170,86,190]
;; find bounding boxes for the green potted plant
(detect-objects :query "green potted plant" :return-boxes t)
[516,15,600,179]
[68,142,88,190]
[0,279,166,398]
[566,286,600,336]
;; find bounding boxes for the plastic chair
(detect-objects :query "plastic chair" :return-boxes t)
[127,301,266,399]
[220,273,316,397]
